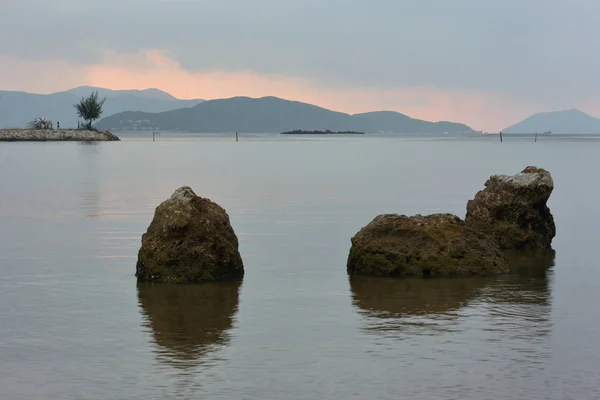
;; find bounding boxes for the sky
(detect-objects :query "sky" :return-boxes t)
[1,0,599,131]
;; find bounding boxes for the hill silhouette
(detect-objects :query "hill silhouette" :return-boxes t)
[97,96,474,134]
[65,86,179,101]
[503,109,600,134]
[0,86,204,128]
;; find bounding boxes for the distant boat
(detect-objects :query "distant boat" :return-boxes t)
[543,131,552,135]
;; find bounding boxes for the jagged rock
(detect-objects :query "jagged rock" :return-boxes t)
[136,187,244,283]
[347,213,509,277]
[465,166,555,251]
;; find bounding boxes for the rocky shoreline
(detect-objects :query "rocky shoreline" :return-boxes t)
[0,129,120,141]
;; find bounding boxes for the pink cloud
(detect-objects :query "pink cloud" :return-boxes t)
[0,55,88,93]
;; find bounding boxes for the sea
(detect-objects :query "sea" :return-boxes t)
[1,132,599,399]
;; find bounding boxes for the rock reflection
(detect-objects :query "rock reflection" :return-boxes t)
[477,251,555,341]
[76,142,101,219]
[77,140,101,146]
[350,276,488,336]
[137,281,241,368]
[350,251,555,338]
[80,191,101,219]
[482,251,555,305]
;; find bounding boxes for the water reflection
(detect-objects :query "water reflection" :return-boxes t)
[350,276,488,336]
[350,251,555,338]
[76,143,101,218]
[476,251,555,343]
[481,251,555,306]
[137,281,241,369]
[80,191,101,219]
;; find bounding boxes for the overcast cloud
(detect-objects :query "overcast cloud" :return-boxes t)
[1,0,599,129]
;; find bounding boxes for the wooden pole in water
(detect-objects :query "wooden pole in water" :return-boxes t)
[236,132,238,142]
[535,132,538,142]
[500,131,503,142]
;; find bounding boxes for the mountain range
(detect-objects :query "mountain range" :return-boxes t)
[4,85,599,135]
[502,109,600,134]
[96,96,474,134]
[0,86,204,128]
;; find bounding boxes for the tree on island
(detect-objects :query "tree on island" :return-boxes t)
[74,91,106,130]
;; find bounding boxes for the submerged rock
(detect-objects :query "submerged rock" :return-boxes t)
[136,187,244,284]
[347,213,509,277]
[465,166,555,251]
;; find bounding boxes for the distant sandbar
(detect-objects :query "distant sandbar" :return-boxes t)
[280,129,365,135]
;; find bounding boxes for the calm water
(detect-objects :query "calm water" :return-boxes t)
[1,134,599,399]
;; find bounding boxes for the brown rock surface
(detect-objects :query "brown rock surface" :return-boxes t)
[136,186,244,283]
[347,213,509,277]
[465,166,555,251]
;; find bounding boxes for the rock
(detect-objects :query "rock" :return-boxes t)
[136,187,244,283]
[347,213,509,278]
[465,166,555,251]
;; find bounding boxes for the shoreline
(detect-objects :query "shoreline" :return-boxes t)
[0,129,120,142]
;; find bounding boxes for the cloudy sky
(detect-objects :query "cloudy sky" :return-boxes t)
[1,0,598,130]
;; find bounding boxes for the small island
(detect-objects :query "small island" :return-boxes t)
[280,129,365,135]
[0,128,120,142]
[0,91,120,142]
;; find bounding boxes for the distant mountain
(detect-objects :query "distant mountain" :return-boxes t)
[503,109,600,134]
[0,86,204,128]
[97,96,474,134]
[64,86,178,101]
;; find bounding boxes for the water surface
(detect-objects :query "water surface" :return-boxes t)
[1,134,599,399]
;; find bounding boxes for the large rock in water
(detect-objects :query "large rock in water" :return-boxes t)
[465,166,555,251]
[136,187,244,283]
[347,213,509,277]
